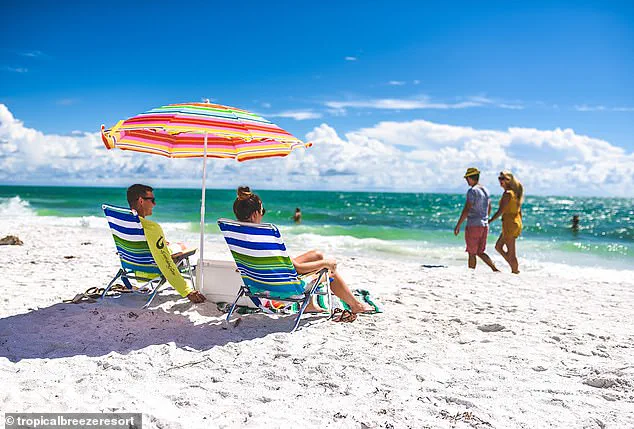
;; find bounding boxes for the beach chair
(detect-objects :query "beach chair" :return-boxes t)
[218,218,332,332]
[102,204,196,309]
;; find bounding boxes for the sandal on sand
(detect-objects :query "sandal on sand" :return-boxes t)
[110,284,134,294]
[64,284,133,304]
[64,286,102,304]
[330,308,357,323]
[64,293,97,304]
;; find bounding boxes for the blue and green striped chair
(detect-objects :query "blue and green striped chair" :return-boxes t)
[102,204,195,309]
[218,218,332,332]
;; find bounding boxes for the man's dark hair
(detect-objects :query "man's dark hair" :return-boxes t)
[127,184,153,208]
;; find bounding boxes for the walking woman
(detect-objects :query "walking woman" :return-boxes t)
[489,171,523,274]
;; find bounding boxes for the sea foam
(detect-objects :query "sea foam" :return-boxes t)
[0,196,37,218]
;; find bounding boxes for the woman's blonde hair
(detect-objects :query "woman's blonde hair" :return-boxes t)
[500,171,524,206]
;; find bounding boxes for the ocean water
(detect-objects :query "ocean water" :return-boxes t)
[1,185,632,271]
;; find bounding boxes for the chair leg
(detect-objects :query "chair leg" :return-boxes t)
[291,293,314,333]
[101,269,124,299]
[226,288,246,324]
[142,278,167,309]
[185,259,196,289]
[327,282,333,317]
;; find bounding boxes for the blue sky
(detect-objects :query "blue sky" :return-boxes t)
[1,0,633,195]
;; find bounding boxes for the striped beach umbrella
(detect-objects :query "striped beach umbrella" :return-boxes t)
[101,102,310,161]
[101,102,311,291]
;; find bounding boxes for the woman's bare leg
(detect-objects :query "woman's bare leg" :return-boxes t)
[295,249,371,313]
[506,237,520,274]
[294,249,324,264]
[329,272,372,313]
[495,234,510,264]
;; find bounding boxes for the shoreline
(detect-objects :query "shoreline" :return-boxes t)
[2,209,632,272]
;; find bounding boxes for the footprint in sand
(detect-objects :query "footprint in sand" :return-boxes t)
[477,323,505,332]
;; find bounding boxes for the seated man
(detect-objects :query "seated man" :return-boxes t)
[127,184,205,303]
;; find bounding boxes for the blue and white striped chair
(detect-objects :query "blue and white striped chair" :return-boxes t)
[218,218,332,332]
[102,204,195,309]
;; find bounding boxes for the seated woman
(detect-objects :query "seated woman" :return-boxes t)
[233,186,373,314]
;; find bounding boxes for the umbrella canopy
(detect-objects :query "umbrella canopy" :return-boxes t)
[101,102,311,294]
[101,102,310,160]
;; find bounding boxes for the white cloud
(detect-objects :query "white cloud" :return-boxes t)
[387,81,406,86]
[498,103,524,110]
[575,104,606,112]
[266,110,323,120]
[19,50,45,58]
[2,66,28,73]
[341,120,633,195]
[325,97,481,111]
[325,95,524,112]
[344,56,357,61]
[575,104,634,112]
[1,104,632,196]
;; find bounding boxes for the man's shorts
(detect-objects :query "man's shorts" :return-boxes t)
[465,225,488,255]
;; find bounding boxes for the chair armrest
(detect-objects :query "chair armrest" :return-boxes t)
[298,267,329,279]
[172,248,197,264]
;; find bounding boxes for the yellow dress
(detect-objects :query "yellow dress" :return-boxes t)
[502,190,522,239]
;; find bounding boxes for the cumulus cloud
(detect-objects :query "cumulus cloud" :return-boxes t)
[1,104,632,196]
[0,104,316,190]
[344,120,634,195]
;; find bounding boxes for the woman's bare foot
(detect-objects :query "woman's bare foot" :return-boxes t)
[349,301,373,314]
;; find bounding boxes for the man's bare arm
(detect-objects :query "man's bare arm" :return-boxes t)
[454,201,472,235]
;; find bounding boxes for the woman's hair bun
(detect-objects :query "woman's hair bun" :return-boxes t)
[237,186,252,200]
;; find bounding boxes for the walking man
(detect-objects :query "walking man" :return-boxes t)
[454,168,499,271]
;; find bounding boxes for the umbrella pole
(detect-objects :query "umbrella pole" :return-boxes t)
[198,132,208,293]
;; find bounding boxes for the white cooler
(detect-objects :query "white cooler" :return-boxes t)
[196,259,257,308]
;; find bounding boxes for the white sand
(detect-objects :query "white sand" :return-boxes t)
[1,220,633,429]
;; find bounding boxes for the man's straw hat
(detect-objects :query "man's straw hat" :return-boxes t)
[464,167,480,178]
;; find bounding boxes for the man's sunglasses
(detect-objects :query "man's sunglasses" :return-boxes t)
[498,177,507,181]
[141,197,156,203]
[261,207,266,215]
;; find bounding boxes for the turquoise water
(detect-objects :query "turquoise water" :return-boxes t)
[1,185,632,269]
